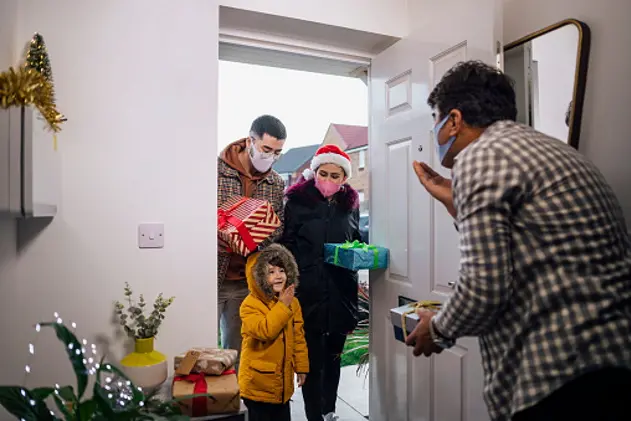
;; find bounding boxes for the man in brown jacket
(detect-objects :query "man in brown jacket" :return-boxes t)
[217,115,286,367]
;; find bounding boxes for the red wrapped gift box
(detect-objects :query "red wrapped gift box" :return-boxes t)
[172,369,240,417]
[217,196,281,256]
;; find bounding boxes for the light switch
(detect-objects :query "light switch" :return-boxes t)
[138,223,164,249]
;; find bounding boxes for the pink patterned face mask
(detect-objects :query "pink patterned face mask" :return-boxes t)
[315,179,341,198]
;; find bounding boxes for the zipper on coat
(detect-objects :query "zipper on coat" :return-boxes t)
[281,329,286,403]
[267,299,287,403]
[323,200,334,333]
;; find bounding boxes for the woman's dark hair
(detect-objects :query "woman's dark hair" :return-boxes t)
[268,256,286,270]
[427,60,517,127]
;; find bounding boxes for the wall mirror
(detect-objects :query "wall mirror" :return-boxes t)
[504,19,591,149]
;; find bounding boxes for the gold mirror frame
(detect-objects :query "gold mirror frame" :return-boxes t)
[504,19,591,149]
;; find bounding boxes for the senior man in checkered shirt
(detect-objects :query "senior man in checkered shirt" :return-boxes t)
[405,61,631,421]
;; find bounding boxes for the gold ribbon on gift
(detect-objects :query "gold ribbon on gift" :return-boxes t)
[401,300,442,342]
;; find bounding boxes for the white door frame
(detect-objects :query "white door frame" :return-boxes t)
[217,7,389,84]
[219,31,373,67]
[217,20,377,414]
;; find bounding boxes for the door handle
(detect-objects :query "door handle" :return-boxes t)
[447,281,456,289]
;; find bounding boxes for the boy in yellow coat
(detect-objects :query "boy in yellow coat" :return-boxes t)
[239,244,309,421]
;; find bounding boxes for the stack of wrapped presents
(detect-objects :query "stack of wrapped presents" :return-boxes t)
[172,348,240,417]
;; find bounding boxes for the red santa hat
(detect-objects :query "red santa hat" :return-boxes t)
[303,144,352,180]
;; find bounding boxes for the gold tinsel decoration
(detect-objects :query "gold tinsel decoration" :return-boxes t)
[0,65,65,132]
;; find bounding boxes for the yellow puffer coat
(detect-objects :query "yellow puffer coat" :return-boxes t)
[239,244,309,404]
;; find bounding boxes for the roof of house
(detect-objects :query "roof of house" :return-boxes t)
[273,144,320,174]
[332,124,368,151]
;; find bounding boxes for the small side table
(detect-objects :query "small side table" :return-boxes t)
[156,376,248,421]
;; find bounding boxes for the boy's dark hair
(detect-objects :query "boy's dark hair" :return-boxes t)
[250,115,287,140]
[427,60,518,127]
[268,256,287,271]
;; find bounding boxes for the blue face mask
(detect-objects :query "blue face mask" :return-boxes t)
[433,115,456,165]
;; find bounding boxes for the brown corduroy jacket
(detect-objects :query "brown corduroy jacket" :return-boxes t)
[217,144,285,290]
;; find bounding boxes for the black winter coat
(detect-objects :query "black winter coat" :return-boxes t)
[281,179,362,334]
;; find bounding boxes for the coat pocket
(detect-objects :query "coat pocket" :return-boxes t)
[248,359,280,393]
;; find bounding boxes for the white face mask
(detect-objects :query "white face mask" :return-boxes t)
[249,141,277,173]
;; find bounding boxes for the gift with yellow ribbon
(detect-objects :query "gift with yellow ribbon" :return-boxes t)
[390,300,442,343]
[324,240,389,270]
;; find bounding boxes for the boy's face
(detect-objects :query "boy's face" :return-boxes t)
[267,264,287,294]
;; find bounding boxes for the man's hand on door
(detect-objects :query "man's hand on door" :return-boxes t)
[412,161,457,218]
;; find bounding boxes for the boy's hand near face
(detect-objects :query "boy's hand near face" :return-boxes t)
[279,284,295,307]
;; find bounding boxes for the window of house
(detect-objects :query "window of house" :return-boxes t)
[358,190,368,213]
[358,150,366,170]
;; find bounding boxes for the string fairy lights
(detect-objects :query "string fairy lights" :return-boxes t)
[20,311,145,415]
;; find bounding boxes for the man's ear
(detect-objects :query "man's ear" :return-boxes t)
[446,109,464,137]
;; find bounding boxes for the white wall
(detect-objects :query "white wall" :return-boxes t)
[531,24,578,141]
[0,0,218,409]
[220,0,409,37]
[504,0,631,220]
[0,0,17,72]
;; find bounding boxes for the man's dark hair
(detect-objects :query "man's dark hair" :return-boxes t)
[427,60,517,127]
[250,115,287,140]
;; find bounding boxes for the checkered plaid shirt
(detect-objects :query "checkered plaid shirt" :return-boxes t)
[433,121,631,421]
[217,158,285,289]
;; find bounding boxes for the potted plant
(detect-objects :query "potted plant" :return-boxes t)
[0,320,194,420]
[115,283,175,391]
[342,282,370,377]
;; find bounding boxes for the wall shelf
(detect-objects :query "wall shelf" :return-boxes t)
[0,106,60,218]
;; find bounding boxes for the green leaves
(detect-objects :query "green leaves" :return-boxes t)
[0,320,190,420]
[52,386,77,420]
[78,400,97,420]
[30,387,56,401]
[115,283,175,340]
[95,358,145,405]
[0,386,56,421]
[40,322,88,400]
[342,282,370,376]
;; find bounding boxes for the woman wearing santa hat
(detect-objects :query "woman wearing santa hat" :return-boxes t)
[281,144,362,421]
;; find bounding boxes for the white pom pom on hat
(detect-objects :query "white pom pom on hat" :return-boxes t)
[302,168,315,180]
[303,144,352,180]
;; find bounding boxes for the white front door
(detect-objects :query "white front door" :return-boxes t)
[369,1,503,420]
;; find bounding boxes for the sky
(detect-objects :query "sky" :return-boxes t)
[218,60,368,153]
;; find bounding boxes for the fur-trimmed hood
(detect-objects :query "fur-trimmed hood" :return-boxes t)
[245,244,299,303]
[285,178,359,212]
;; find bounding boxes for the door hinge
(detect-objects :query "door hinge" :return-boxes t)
[496,40,503,71]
